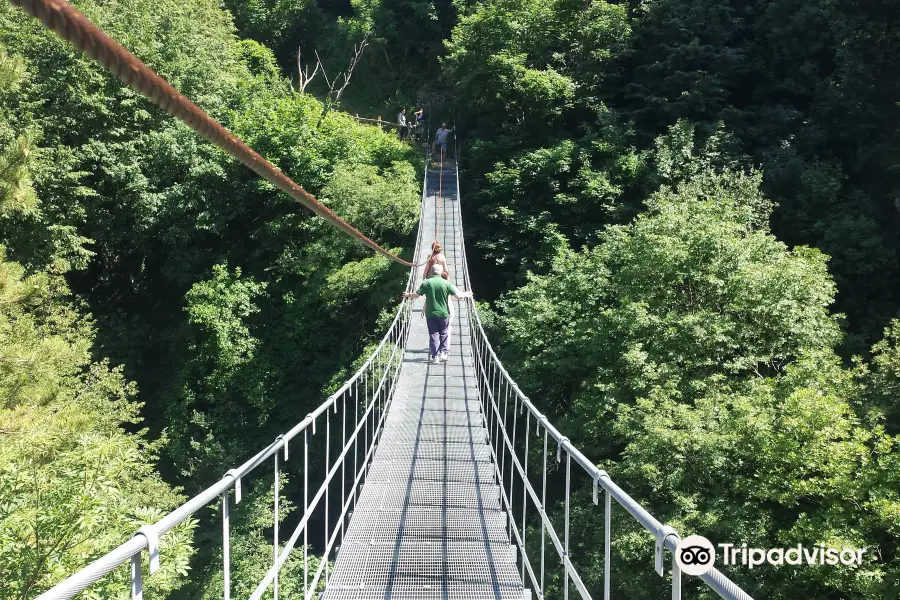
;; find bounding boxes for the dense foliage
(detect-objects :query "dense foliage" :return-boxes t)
[0,43,193,598]
[0,0,419,597]
[449,0,900,353]
[4,0,900,598]
[219,0,458,113]
[442,0,900,597]
[499,164,900,598]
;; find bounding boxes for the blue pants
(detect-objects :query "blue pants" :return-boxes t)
[426,316,450,358]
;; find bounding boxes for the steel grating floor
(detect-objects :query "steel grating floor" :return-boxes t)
[323,160,525,600]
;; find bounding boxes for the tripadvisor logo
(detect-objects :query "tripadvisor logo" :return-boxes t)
[675,536,716,576]
[675,535,868,576]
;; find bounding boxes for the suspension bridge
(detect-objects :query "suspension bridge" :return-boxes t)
[34,154,755,600]
[13,1,756,599]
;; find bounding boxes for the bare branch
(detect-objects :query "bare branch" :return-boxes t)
[296,46,323,93]
[314,49,333,89]
[335,35,369,101]
[297,46,304,82]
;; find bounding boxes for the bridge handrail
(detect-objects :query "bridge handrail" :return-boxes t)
[34,154,430,600]
[452,151,754,600]
[35,304,412,600]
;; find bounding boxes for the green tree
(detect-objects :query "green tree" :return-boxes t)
[0,47,192,593]
[444,0,639,290]
[0,1,422,595]
[859,320,900,435]
[164,264,268,482]
[498,166,900,598]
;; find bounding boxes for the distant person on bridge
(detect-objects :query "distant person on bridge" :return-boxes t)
[398,108,408,140]
[404,263,472,363]
[432,123,453,159]
[414,108,425,140]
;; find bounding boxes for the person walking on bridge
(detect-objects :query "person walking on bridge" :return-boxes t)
[423,241,449,281]
[404,263,472,363]
[432,122,453,159]
[421,241,455,348]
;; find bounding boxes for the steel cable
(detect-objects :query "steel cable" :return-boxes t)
[9,0,424,267]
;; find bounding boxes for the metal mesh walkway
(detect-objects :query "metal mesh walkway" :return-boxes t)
[323,159,525,600]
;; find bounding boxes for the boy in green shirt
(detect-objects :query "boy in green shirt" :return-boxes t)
[404,264,473,362]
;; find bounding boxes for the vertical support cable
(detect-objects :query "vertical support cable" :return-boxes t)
[325,405,331,585]
[491,359,497,412]
[521,410,530,581]
[491,363,499,459]
[491,372,500,466]
[673,561,682,600]
[370,361,375,469]
[273,451,280,600]
[303,428,309,596]
[500,381,509,534]
[487,359,496,447]
[130,555,142,600]
[540,428,548,596]
[564,453,571,600]
[605,490,611,600]
[341,391,347,542]
[363,370,369,477]
[353,379,359,507]
[509,392,518,540]
[481,337,488,393]
[222,491,230,600]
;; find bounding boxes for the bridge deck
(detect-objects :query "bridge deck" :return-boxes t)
[323,160,524,600]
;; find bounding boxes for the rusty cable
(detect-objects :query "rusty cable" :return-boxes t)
[9,0,424,267]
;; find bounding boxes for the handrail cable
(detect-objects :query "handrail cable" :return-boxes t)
[8,0,424,267]
[436,145,443,243]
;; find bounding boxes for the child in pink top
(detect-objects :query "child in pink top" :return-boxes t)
[423,241,449,281]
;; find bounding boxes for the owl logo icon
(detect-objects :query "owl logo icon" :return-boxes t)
[676,535,716,576]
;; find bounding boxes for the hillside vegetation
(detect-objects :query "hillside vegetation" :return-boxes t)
[0,0,418,596]
[2,0,899,599]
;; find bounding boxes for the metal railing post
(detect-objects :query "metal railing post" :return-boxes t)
[303,428,309,595]
[605,490,611,600]
[222,491,230,600]
[508,392,518,541]
[130,555,142,600]
[341,392,347,542]
[540,428,548,597]
[521,410,530,581]
[363,370,369,478]
[273,451,280,600]
[325,405,331,585]
[354,379,359,508]
[673,562,682,600]
[564,453,571,600]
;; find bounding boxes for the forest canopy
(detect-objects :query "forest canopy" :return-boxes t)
[1,0,899,599]
[0,0,418,596]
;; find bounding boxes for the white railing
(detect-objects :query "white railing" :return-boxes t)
[451,145,754,600]
[34,147,758,600]
[34,168,430,600]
